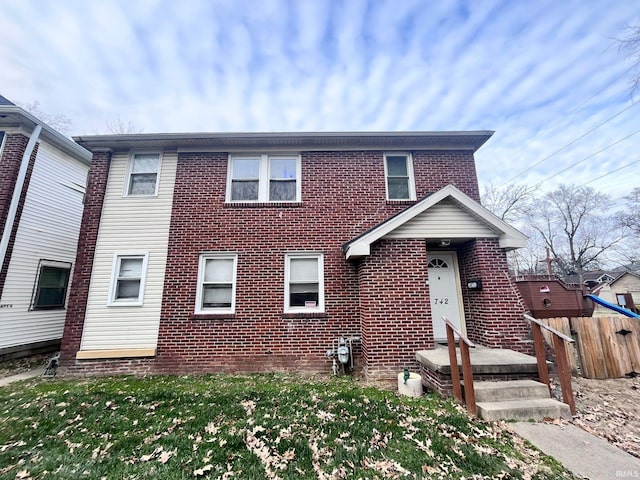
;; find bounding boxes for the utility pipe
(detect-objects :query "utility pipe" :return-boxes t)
[0,124,42,272]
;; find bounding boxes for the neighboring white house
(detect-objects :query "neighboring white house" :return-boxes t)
[0,95,91,358]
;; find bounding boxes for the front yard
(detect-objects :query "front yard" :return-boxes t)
[0,374,572,479]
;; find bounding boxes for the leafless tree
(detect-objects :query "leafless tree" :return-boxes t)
[618,20,640,97]
[19,100,72,134]
[481,182,536,223]
[525,184,628,283]
[105,116,144,134]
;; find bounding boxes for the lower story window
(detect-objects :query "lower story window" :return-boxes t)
[108,253,149,306]
[196,254,237,314]
[285,253,324,312]
[31,260,72,310]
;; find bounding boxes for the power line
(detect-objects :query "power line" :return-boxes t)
[498,99,640,187]
[579,159,640,186]
[537,127,640,183]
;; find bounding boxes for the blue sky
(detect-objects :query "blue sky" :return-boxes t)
[1,0,638,201]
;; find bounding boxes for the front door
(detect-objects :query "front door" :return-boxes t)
[428,252,464,341]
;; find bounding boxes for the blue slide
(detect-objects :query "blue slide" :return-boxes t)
[586,294,640,319]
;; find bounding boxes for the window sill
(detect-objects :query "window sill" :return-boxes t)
[281,312,328,319]
[76,348,156,360]
[386,199,416,205]
[192,313,236,321]
[224,202,302,208]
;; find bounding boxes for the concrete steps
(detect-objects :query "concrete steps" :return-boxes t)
[471,380,572,421]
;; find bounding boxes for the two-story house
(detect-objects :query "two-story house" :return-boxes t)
[60,132,528,380]
[0,95,91,358]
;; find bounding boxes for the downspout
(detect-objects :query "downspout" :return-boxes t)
[0,124,42,270]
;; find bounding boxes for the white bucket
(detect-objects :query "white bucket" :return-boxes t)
[398,371,423,397]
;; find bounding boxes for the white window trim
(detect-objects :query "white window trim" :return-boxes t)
[284,252,324,313]
[226,154,301,203]
[30,259,72,311]
[123,151,163,197]
[195,253,238,314]
[384,152,416,201]
[107,252,149,307]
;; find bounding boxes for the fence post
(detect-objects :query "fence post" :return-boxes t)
[553,335,576,415]
[531,322,551,395]
[446,323,463,404]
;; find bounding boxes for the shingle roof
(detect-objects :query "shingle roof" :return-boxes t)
[0,95,15,106]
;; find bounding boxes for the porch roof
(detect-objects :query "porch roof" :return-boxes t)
[343,184,527,259]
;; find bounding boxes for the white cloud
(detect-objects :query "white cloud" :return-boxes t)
[0,0,638,196]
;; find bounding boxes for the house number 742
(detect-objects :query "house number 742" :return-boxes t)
[434,298,449,305]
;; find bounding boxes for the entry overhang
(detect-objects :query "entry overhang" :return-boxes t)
[343,184,527,259]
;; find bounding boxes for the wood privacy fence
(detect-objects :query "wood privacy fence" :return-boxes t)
[540,316,640,379]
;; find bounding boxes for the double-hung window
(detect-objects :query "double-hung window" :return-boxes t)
[228,154,300,202]
[384,153,416,200]
[196,254,237,314]
[126,152,161,196]
[108,253,149,306]
[285,253,324,312]
[31,261,72,310]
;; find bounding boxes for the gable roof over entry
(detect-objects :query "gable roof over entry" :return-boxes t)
[343,184,527,259]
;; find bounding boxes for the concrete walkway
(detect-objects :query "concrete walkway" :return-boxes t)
[0,369,42,387]
[511,421,640,479]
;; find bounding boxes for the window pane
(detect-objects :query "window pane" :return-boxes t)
[269,180,296,201]
[386,156,408,176]
[131,155,159,173]
[270,159,297,179]
[290,258,318,282]
[290,284,319,307]
[231,180,259,201]
[202,285,232,308]
[119,258,143,278]
[36,287,65,307]
[204,258,234,282]
[116,279,140,299]
[387,177,410,199]
[233,159,259,179]
[129,173,158,195]
[40,267,68,287]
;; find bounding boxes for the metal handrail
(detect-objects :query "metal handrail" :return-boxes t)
[443,317,476,416]
[524,313,576,415]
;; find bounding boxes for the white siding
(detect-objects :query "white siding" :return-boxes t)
[79,151,177,351]
[384,199,500,239]
[0,141,89,350]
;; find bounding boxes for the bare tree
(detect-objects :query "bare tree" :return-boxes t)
[618,20,640,97]
[105,117,144,134]
[19,100,72,134]
[481,182,536,223]
[525,184,628,283]
[622,187,640,235]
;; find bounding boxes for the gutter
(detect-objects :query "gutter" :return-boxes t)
[0,124,42,273]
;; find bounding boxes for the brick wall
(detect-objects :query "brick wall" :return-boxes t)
[60,151,112,367]
[358,239,433,379]
[64,148,485,376]
[458,238,532,354]
[0,134,38,297]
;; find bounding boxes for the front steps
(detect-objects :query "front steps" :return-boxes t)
[473,380,571,421]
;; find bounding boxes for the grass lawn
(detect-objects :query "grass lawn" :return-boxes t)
[0,374,573,479]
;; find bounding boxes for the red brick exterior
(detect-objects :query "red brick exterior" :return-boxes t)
[358,239,432,379]
[61,146,529,379]
[60,151,112,366]
[458,238,532,354]
[0,134,38,297]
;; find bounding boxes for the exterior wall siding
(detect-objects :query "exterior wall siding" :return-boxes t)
[77,151,177,351]
[0,141,88,351]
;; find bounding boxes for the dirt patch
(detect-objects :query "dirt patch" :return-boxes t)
[0,354,48,379]
[569,376,640,458]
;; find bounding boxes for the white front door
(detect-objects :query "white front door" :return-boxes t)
[428,252,464,341]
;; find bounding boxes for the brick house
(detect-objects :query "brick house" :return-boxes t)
[60,131,528,379]
[0,95,91,357]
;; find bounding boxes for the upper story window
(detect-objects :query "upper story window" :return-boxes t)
[108,252,149,306]
[195,254,238,314]
[384,153,416,201]
[126,152,161,196]
[31,260,72,310]
[227,154,301,203]
[285,253,324,313]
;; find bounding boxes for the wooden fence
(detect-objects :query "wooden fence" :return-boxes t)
[540,316,640,379]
